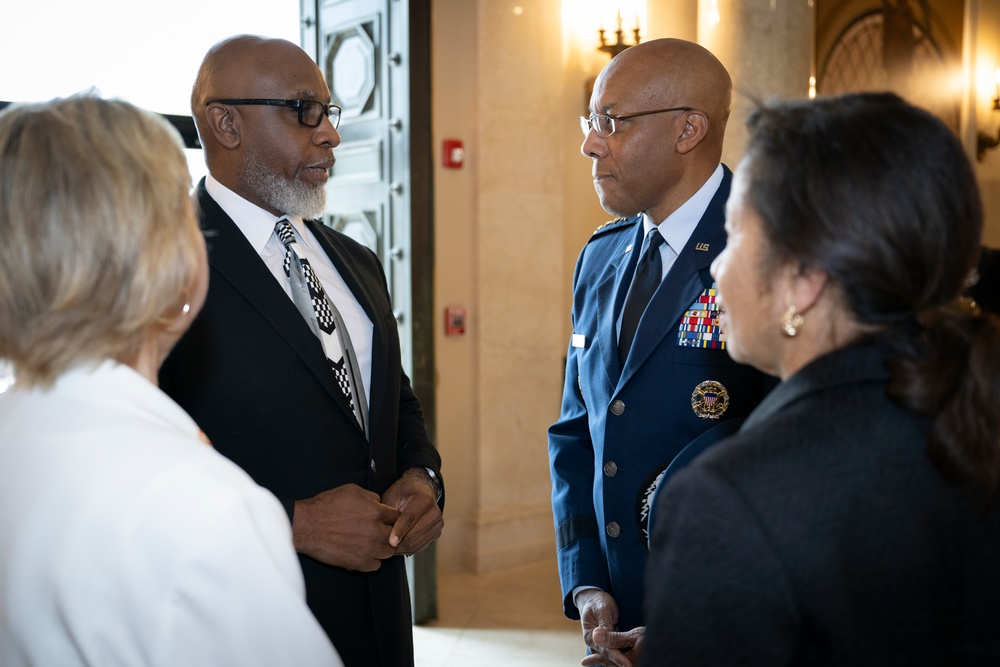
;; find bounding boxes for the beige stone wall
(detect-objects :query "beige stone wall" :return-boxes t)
[431,0,480,572]
[432,0,608,572]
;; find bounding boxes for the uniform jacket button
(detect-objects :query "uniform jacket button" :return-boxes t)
[603,461,618,477]
[370,458,377,473]
[610,399,625,416]
[606,521,621,538]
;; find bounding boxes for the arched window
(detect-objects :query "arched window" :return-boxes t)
[819,6,959,131]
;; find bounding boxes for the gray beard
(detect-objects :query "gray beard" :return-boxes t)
[242,146,327,220]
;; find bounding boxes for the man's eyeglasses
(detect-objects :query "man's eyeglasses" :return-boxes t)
[579,107,695,138]
[205,98,342,129]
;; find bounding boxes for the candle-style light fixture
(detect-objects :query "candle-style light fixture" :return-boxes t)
[583,8,643,112]
[977,68,1000,162]
[597,11,641,58]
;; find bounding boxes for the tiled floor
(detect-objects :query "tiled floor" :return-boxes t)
[413,557,584,667]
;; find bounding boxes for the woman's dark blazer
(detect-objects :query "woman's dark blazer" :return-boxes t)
[642,341,1000,666]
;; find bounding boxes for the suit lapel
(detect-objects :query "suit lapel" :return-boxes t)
[597,219,645,384]
[197,185,363,431]
[618,168,733,387]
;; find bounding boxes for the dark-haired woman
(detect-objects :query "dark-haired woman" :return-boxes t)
[641,92,1000,665]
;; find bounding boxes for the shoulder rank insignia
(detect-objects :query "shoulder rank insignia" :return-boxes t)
[593,217,628,234]
[691,380,729,419]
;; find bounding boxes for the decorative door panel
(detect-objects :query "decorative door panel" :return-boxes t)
[302,0,412,369]
[301,0,437,624]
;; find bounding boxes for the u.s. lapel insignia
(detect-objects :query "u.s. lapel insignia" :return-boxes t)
[691,380,729,419]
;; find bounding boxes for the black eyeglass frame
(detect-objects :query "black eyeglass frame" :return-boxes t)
[579,106,698,137]
[204,98,342,129]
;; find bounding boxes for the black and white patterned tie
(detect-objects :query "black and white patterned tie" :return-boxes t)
[275,218,365,429]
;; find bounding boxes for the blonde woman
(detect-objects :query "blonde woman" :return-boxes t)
[0,95,341,666]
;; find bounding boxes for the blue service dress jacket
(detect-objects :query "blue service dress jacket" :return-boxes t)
[160,180,442,667]
[548,166,773,632]
[642,340,1000,665]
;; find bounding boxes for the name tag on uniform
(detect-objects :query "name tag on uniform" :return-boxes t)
[571,334,586,348]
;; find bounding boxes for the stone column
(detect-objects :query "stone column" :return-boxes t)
[698,0,816,166]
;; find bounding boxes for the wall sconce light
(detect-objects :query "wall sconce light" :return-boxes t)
[977,68,1000,162]
[597,11,641,58]
[585,10,641,111]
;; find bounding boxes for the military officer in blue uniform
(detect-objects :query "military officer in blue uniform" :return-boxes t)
[548,38,773,666]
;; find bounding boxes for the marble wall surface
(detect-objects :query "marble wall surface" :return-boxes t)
[433,0,599,572]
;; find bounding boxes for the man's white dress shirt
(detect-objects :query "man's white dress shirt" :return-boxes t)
[205,175,374,405]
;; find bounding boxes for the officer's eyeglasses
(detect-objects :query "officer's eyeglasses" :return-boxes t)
[579,106,695,138]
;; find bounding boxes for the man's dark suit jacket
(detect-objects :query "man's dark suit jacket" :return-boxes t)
[160,180,441,667]
[643,341,1000,665]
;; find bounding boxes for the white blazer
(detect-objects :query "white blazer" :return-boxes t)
[0,361,342,667]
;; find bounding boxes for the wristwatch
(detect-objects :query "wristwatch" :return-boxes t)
[423,467,443,503]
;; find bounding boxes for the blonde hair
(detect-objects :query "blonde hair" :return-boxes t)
[0,94,202,387]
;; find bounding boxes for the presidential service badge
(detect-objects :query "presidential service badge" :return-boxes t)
[691,380,729,419]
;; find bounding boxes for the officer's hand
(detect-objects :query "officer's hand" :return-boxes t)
[582,626,645,667]
[576,589,623,666]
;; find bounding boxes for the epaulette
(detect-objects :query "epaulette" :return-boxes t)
[591,216,634,238]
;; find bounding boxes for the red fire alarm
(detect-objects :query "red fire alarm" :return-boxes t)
[442,139,465,169]
[444,305,466,336]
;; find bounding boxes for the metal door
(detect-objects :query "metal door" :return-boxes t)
[301,0,437,623]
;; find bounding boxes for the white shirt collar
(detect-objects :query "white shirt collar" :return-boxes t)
[204,174,312,250]
[641,163,724,252]
[48,360,206,442]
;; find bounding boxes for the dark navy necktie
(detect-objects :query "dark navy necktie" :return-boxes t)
[618,229,665,367]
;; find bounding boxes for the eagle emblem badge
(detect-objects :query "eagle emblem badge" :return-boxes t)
[691,380,729,419]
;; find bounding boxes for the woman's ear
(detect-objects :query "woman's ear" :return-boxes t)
[676,111,709,155]
[787,263,829,315]
[204,103,240,150]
